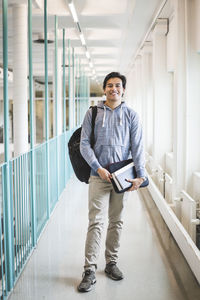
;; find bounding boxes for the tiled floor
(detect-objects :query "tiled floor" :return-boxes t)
[8,177,200,300]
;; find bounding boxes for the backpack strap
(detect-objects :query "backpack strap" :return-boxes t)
[90,105,97,148]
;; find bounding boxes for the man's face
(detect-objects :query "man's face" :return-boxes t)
[104,77,125,103]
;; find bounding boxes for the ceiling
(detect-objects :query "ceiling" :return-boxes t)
[0,0,165,94]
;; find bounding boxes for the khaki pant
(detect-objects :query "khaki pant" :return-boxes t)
[84,176,128,271]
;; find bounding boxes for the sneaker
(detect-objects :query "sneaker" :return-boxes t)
[77,270,96,292]
[105,262,124,280]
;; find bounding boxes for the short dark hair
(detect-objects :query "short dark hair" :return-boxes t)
[103,72,127,90]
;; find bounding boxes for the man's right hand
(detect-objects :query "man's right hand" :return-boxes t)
[97,167,111,182]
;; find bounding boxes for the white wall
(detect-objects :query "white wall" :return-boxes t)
[126,0,200,283]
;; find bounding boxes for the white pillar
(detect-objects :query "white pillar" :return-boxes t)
[193,0,200,53]
[13,5,28,156]
[134,56,142,118]
[141,42,153,154]
[125,68,135,108]
[172,0,187,202]
[152,19,173,169]
[185,0,200,195]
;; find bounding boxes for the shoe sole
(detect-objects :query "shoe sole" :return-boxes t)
[77,280,96,293]
[105,270,124,281]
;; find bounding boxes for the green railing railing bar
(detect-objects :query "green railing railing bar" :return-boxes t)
[2,0,14,292]
[44,0,49,141]
[0,167,6,296]
[72,47,75,128]
[35,143,48,237]
[44,0,50,219]
[2,2,8,162]
[63,29,66,132]
[68,39,71,130]
[44,0,49,142]
[54,15,59,203]
[54,15,58,136]
[2,165,8,297]
[28,0,37,248]
[28,0,34,150]
[63,29,67,184]
[75,55,79,126]
[49,138,58,211]
[78,58,81,125]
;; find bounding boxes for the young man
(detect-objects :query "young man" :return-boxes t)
[78,72,146,292]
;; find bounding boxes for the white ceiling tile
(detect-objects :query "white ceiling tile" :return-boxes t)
[65,28,79,40]
[77,0,128,16]
[93,58,117,65]
[2,0,165,92]
[85,28,122,40]
[95,66,116,72]
[90,47,118,55]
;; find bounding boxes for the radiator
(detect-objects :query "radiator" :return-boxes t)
[181,190,197,242]
[165,152,173,177]
[192,172,200,205]
[165,172,173,204]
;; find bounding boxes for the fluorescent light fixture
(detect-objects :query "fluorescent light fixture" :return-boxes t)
[86,51,90,59]
[80,33,86,45]
[68,1,79,23]
[89,62,93,68]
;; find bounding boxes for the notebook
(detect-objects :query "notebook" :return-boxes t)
[107,159,149,193]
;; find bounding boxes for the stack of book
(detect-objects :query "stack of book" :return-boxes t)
[112,162,135,192]
[107,159,149,194]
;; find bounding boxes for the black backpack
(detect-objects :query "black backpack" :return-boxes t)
[68,106,98,183]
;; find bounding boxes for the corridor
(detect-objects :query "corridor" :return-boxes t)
[1,0,200,299]
[8,177,200,300]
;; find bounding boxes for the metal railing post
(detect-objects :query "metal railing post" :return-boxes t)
[63,29,66,184]
[2,0,14,292]
[54,15,59,199]
[44,0,50,218]
[72,47,75,128]
[68,39,71,130]
[28,0,37,247]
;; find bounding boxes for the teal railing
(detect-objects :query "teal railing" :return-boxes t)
[58,133,66,196]
[10,153,32,280]
[0,164,9,299]
[35,143,48,238]
[0,132,73,299]
[1,1,89,298]
[49,138,58,213]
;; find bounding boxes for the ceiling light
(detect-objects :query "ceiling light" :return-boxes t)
[89,62,93,68]
[33,33,53,44]
[80,33,86,46]
[68,1,79,23]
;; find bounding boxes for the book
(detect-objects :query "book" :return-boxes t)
[112,162,135,192]
[107,159,149,194]
[112,173,123,191]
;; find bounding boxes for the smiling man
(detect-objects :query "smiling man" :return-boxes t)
[78,72,146,292]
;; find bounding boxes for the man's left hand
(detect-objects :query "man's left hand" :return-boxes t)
[126,178,144,191]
